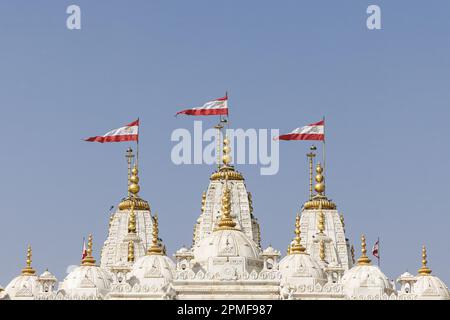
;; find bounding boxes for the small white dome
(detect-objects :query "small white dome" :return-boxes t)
[129,254,176,287]
[193,229,261,263]
[39,270,57,282]
[60,265,113,298]
[263,246,280,255]
[5,274,39,299]
[399,271,414,279]
[176,247,189,254]
[279,253,327,284]
[413,275,450,300]
[341,265,393,298]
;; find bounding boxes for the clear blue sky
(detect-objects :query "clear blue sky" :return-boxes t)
[1,0,449,286]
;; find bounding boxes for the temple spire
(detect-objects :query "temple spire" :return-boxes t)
[418,245,432,275]
[290,214,306,254]
[357,234,371,266]
[81,234,96,266]
[21,245,36,276]
[147,213,163,255]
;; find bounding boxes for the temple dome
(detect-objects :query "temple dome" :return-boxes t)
[4,274,39,299]
[341,264,393,298]
[413,274,450,300]
[129,254,176,286]
[193,229,261,263]
[60,265,113,298]
[279,253,327,283]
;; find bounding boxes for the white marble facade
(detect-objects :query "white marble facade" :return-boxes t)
[2,154,449,301]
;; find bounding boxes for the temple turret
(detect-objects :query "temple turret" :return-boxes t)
[100,148,154,270]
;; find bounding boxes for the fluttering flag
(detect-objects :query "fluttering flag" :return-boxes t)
[84,119,139,143]
[275,120,325,141]
[372,239,380,259]
[176,95,228,116]
[81,238,87,260]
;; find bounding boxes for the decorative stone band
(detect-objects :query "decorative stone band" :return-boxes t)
[119,197,150,211]
[174,269,281,281]
[303,196,336,210]
[210,170,244,181]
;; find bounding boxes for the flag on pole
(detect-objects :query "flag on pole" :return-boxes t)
[372,239,380,260]
[176,95,228,116]
[275,120,325,141]
[81,238,87,260]
[84,119,139,143]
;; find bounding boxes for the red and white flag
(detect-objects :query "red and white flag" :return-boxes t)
[276,120,325,141]
[372,239,380,259]
[81,238,87,260]
[85,119,139,143]
[176,95,228,116]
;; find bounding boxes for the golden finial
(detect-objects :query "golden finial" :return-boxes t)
[128,165,141,196]
[148,213,163,255]
[128,240,135,263]
[357,234,371,266]
[290,214,306,254]
[314,162,325,195]
[128,202,136,234]
[351,245,355,264]
[201,192,206,213]
[216,179,236,230]
[307,145,317,200]
[318,204,325,234]
[418,245,432,275]
[81,234,96,266]
[21,245,36,275]
[222,136,232,166]
[319,240,325,261]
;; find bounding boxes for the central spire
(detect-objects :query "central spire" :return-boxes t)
[119,149,150,211]
[304,162,336,210]
[210,134,244,181]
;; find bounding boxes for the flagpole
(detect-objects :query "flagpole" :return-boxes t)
[322,116,326,195]
[136,118,140,169]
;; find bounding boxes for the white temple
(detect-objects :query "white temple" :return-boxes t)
[1,133,449,300]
